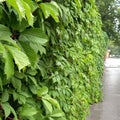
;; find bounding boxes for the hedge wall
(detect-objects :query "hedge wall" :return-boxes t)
[0,0,107,120]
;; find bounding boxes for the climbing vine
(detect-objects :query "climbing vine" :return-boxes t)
[0,0,107,120]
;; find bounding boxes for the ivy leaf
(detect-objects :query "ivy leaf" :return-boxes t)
[8,104,18,120]
[2,102,18,120]
[51,110,64,118]
[3,48,14,79]
[13,91,19,101]
[0,24,11,35]
[19,94,27,104]
[26,68,37,76]
[23,0,37,12]
[18,104,37,117]
[29,84,37,94]
[19,28,48,54]
[48,117,54,120]
[5,45,30,71]
[0,43,14,79]
[40,2,59,22]
[43,95,60,109]
[42,99,53,113]
[1,89,9,102]
[30,43,46,54]
[1,103,11,118]
[51,1,62,16]
[0,24,17,47]
[7,0,25,21]
[19,41,38,68]
[37,86,48,97]
[11,77,22,90]
[14,71,25,79]
[29,76,38,87]
[19,28,48,45]
[23,1,34,26]
[6,0,34,26]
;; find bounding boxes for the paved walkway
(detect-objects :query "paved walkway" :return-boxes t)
[86,58,120,120]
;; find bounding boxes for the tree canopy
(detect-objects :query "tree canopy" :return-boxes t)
[96,0,120,44]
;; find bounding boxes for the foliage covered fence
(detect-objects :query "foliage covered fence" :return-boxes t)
[0,0,107,120]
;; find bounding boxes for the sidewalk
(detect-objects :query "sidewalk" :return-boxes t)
[86,58,120,120]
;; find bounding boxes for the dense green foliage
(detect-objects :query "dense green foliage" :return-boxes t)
[108,41,120,55]
[96,0,120,44]
[0,0,107,120]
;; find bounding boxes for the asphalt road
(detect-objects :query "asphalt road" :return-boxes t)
[86,58,120,120]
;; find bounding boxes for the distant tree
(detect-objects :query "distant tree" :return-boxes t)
[96,0,120,44]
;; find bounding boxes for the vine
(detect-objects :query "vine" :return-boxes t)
[0,0,107,120]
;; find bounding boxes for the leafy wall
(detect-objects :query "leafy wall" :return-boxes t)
[0,0,107,120]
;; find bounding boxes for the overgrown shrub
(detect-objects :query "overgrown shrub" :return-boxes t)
[0,0,107,120]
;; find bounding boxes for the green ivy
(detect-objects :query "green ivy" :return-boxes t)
[0,0,107,120]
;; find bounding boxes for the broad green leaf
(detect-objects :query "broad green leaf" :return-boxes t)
[43,95,60,109]
[37,45,46,54]
[19,28,48,45]
[30,43,46,54]
[33,112,44,120]
[26,68,37,76]
[40,2,59,22]
[6,0,34,25]
[9,104,18,120]
[7,0,25,21]
[9,17,29,32]
[0,36,18,48]
[15,71,25,79]
[42,99,53,113]
[2,102,18,120]
[11,77,22,90]
[19,94,27,104]
[23,0,37,12]
[19,91,30,98]
[13,91,19,101]
[29,76,38,87]
[23,1,34,26]
[51,1,62,16]
[51,110,64,118]
[0,36,17,47]
[0,24,10,32]
[37,86,48,97]
[2,103,11,118]
[37,62,46,77]
[19,41,38,68]
[0,24,18,47]
[29,84,37,94]
[48,117,54,120]
[19,104,37,117]
[0,43,14,79]
[1,89,9,102]
[3,49,14,79]
[19,28,48,54]
[5,45,30,70]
